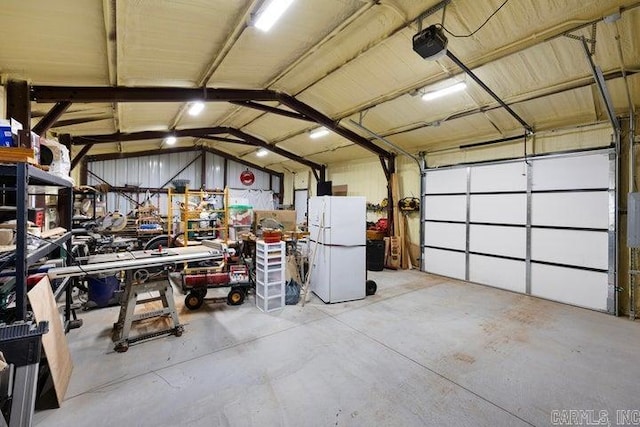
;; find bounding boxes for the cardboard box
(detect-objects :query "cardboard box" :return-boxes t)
[332,184,348,196]
[254,210,297,231]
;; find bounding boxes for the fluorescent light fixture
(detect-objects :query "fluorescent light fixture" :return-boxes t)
[255,0,294,32]
[188,101,205,116]
[256,148,269,157]
[421,81,467,101]
[165,135,177,145]
[309,127,330,139]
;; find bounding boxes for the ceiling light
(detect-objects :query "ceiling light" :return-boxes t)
[309,127,330,139]
[255,0,294,32]
[165,135,177,145]
[421,82,467,101]
[188,101,205,116]
[256,148,269,157]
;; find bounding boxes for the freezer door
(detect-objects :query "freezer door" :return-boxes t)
[310,243,330,302]
[328,246,366,303]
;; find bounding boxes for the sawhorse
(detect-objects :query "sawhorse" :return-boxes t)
[112,269,183,353]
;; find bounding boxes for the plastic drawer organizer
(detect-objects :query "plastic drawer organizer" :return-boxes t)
[255,240,285,312]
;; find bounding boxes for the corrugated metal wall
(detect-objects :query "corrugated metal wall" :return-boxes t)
[226,160,271,189]
[88,150,281,215]
[204,152,225,189]
[88,151,201,215]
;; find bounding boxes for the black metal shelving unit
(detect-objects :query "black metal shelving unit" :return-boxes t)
[0,163,74,324]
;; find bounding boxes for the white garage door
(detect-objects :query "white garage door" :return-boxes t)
[422,149,615,313]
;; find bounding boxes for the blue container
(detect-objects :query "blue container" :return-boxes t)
[0,125,13,147]
[87,275,119,307]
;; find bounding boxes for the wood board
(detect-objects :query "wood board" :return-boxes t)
[0,147,37,164]
[390,173,411,269]
[27,276,73,407]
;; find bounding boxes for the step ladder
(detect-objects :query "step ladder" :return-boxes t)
[112,269,183,353]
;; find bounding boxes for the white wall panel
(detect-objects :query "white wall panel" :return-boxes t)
[469,225,526,258]
[156,193,168,216]
[532,153,609,190]
[273,176,281,194]
[89,151,201,189]
[470,162,527,192]
[531,264,608,311]
[531,192,609,228]
[469,255,526,293]
[424,222,466,250]
[226,160,270,190]
[424,195,466,221]
[531,229,608,270]
[165,152,200,188]
[425,168,467,194]
[423,248,465,280]
[204,152,225,189]
[470,194,526,224]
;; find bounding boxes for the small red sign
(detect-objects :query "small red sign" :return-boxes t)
[240,169,255,186]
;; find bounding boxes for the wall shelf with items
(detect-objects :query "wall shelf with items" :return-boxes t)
[167,187,228,247]
[255,240,285,312]
[0,163,75,327]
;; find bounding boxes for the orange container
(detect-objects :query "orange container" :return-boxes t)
[262,230,282,243]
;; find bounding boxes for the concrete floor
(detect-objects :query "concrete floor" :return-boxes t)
[33,270,640,426]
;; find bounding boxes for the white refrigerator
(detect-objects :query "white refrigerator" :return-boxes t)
[308,196,366,303]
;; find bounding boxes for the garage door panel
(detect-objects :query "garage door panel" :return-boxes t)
[531,229,608,270]
[424,222,466,251]
[425,168,467,194]
[470,194,526,224]
[424,195,466,222]
[470,162,527,192]
[423,248,465,280]
[532,192,609,229]
[469,255,526,293]
[422,150,613,313]
[532,153,609,190]
[469,225,526,258]
[531,263,608,311]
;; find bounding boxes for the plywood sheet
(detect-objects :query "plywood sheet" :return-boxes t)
[27,276,73,407]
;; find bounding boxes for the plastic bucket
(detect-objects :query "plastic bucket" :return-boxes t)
[87,275,119,307]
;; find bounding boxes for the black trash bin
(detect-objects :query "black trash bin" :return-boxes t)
[366,239,385,271]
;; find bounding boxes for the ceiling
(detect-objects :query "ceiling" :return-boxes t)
[1,0,638,173]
